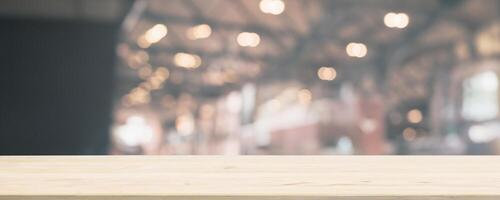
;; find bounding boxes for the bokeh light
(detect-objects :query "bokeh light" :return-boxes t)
[174,52,202,69]
[259,0,285,15]
[384,12,409,29]
[237,32,261,47]
[186,24,212,40]
[317,67,337,81]
[346,42,367,58]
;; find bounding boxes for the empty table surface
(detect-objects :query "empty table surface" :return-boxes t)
[1,156,500,200]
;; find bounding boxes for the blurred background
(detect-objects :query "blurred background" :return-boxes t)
[0,0,499,155]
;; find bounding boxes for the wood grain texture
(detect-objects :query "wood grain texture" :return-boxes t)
[0,156,499,200]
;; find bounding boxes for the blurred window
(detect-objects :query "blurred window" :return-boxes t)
[462,71,499,121]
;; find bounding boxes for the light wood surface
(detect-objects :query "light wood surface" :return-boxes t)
[1,156,500,200]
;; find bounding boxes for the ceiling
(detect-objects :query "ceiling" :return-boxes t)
[0,0,130,22]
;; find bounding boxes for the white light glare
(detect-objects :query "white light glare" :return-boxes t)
[114,116,154,147]
[174,52,202,69]
[259,0,285,15]
[346,42,367,58]
[237,32,261,47]
[384,12,409,29]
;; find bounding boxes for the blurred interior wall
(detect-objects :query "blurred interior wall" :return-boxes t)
[0,18,119,154]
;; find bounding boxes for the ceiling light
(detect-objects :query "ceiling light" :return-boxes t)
[346,42,367,58]
[144,24,167,44]
[237,32,260,47]
[317,66,337,81]
[174,52,202,69]
[259,0,285,15]
[186,24,212,40]
[384,12,409,29]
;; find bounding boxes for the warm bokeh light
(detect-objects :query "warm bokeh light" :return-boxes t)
[144,24,168,44]
[139,82,153,91]
[126,87,151,105]
[297,89,312,105]
[384,12,409,29]
[154,67,170,80]
[317,66,337,81]
[186,24,212,40]
[176,114,195,135]
[127,51,149,69]
[407,109,423,124]
[174,52,202,69]
[237,32,260,47]
[203,70,225,86]
[137,35,151,48]
[138,66,153,79]
[108,0,500,156]
[136,50,149,62]
[259,0,285,15]
[403,127,417,141]
[148,77,164,90]
[346,42,367,58]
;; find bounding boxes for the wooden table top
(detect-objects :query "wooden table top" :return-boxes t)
[1,156,499,200]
